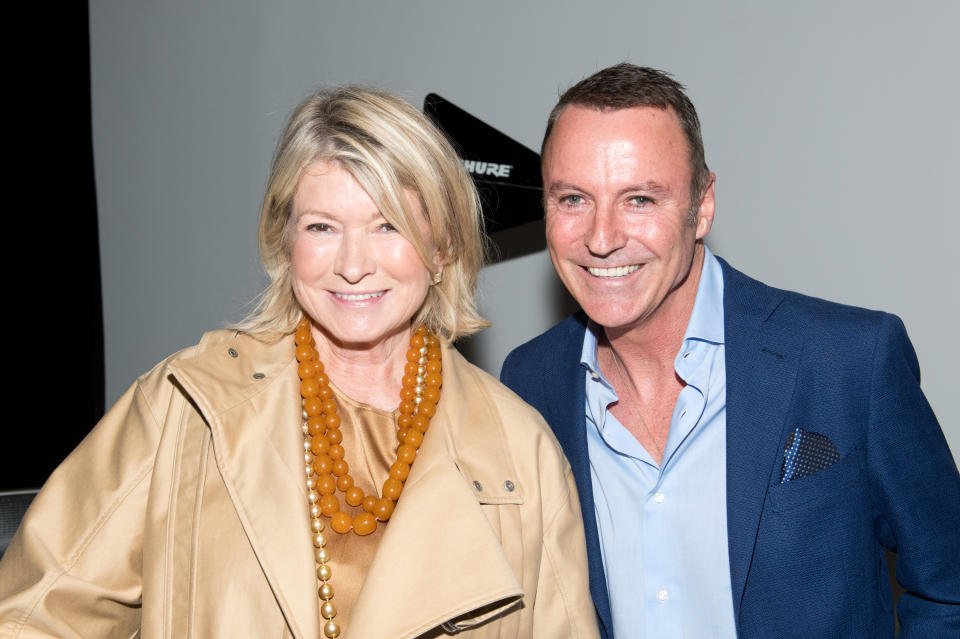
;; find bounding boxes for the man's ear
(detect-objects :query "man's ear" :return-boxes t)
[695,173,716,240]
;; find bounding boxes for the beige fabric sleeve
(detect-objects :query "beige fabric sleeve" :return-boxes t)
[0,380,162,638]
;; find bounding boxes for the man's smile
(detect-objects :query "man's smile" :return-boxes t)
[585,264,642,278]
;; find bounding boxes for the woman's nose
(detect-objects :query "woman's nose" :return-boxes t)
[333,231,376,283]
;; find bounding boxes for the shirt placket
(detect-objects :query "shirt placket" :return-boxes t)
[643,341,710,636]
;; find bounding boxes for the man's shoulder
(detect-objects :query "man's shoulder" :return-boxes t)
[718,256,889,333]
[502,313,588,377]
[500,314,591,427]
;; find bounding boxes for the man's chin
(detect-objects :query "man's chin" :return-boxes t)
[576,303,644,331]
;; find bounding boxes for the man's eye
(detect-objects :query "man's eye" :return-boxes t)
[630,195,653,206]
[559,194,585,206]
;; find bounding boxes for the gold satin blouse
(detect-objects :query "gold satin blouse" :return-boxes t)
[318,384,398,633]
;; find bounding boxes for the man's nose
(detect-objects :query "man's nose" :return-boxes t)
[333,231,376,283]
[585,202,625,257]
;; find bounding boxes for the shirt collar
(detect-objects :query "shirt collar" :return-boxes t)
[579,244,725,376]
[580,320,608,383]
[684,245,724,346]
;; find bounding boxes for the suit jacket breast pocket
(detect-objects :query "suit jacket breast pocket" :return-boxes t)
[743,449,874,637]
[739,450,878,639]
[767,449,866,513]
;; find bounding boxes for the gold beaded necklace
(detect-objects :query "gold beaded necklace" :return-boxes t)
[295,316,443,638]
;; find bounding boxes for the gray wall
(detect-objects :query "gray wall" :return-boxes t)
[90,1,959,462]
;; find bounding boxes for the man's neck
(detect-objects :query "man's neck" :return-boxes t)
[596,243,708,463]
[604,242,706,371]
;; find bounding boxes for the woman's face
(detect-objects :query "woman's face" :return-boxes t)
[290,162,433,350]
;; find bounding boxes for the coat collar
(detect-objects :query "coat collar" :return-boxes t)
[169,332,523,639]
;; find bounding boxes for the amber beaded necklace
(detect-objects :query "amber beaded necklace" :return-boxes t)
[295,316,442,638]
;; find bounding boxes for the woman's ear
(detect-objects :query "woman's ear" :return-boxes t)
[430,241,449,285]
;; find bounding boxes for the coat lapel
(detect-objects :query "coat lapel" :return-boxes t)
[174,338,527,638]
[350,345,524,638]
[720,260,803,622]
[169,334,321,639]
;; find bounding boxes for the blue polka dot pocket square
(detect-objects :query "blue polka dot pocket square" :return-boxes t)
[780,427,841,483]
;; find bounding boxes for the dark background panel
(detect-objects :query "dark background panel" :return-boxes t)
[3,2,105,490]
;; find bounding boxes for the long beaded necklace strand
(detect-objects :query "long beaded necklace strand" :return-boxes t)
[295,316,443,639]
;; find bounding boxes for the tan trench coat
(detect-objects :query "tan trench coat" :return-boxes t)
[0,331,598,638]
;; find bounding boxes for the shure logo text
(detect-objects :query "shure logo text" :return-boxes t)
[463,160,513,179]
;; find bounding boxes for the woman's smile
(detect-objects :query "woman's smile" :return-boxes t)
[290,162,434,350]
[330,290,387,303]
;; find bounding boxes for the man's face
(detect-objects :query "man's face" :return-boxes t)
[543,105,715,333]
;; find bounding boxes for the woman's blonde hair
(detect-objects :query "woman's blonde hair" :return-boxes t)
[237,86,488,341]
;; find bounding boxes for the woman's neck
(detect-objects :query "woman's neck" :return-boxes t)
[310,325,413,411]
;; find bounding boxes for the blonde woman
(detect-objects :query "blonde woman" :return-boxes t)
[0,87,598,639]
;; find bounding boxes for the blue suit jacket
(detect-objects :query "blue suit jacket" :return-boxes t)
[501,258,960,638]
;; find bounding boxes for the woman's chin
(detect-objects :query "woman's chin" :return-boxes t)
[308,320,414,354]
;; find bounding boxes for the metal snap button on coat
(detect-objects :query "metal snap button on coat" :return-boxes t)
[228,348,238,358]
[253,372,265,379]
[473,480,483,491]
[504,480,515,492]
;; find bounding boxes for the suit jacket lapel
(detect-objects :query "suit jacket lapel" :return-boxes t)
[720,260,803,622]
[170,336,321,639]
[542,315,613,638]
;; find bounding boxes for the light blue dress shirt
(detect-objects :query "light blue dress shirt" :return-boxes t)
[581,247,736,638]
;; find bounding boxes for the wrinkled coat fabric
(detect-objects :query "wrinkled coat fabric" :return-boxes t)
[1,331,598,639]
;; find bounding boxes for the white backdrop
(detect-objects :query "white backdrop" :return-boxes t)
[90,0,959,462]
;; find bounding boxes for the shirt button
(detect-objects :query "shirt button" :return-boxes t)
[657,588,669,601]
[653,492,665,503]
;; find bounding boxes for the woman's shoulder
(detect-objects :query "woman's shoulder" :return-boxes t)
[441,345,576,523]
[133,329,228,375]
[441,345,569,475]
[443,345,551,428]
[130,330,293,412]
[138,329,287,379]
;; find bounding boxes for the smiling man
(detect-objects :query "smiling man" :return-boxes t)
[500,64,960,639]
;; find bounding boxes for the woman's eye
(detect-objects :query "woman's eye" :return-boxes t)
[378,222,397,232]
[305,222,332,232]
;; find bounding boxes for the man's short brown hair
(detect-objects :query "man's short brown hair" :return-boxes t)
[543,63,710,213]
